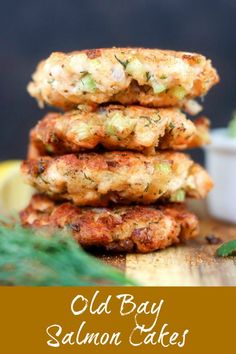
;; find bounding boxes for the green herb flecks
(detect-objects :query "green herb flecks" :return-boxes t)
[0,222,136,286]
[216,240,236,257]
[160,74,167,80]
[169,122,176,130]
[114,55,129,69]
[146,72,152,81]
[82,171,95,183]
[140,116,154,127]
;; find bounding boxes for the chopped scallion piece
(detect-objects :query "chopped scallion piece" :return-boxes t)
[146,72,166,93]
[170,189,186,202]
[155,162,171,174]
[77,73,97,93]
[169,85,186,100]
[126,59,145,78]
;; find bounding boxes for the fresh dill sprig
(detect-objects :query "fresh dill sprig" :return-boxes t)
[0,222,136,286]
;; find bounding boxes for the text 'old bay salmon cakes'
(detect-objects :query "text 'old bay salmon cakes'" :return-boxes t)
[21,151,213,207]
[28,105,210,158]
[20,194,199,253]
[27,48,219,109]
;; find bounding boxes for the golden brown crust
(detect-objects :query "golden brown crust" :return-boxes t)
[21,151,213,206]
[28,105,210,158]
[20,194,199,253]
[27,48,219,109]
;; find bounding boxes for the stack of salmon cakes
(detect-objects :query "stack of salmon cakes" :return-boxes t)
[20,48,219,253]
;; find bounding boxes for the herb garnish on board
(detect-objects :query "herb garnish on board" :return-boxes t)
[0,222,136,286]
[216,240,236,257]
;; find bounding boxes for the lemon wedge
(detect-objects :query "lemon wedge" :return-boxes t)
[0,160,34,213]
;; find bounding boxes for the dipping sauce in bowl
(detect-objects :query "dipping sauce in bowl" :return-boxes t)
[204,127,236,223]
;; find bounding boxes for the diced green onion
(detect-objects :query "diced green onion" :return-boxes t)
[170,189,186,202]
[105,113,135,136]
[105,123,116,136]
[71,122,91,140]
[90,59,100,68]
[169,85,186,100]
[146,72,166,94]
[155,162,171,174]
[126,59,146,78]
[77,73,97,93]
[45,144,54,153]
[152,81,166,94]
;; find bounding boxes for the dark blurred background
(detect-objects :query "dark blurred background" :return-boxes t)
[0,0,235,163]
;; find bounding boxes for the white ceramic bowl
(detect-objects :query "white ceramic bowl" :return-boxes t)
[204,128,236,223]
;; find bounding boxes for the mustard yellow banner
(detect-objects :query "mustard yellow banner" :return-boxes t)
[0,287,234,353]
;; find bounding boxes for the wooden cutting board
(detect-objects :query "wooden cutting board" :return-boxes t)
[98,201,236,286]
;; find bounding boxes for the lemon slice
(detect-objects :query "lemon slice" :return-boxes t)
[0,160,34,213]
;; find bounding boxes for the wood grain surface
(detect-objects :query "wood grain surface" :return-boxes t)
[99,201,236,286]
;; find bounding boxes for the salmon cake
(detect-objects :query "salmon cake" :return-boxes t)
[27,48,219,109]
[21,151,213,206]
[20,194,199,253]
[28,105,210,158]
